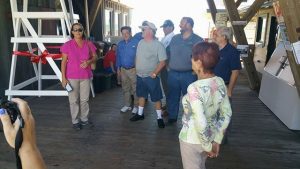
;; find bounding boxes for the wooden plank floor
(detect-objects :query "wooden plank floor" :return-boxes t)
[1,71,300,169]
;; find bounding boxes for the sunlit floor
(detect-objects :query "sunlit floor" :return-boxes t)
[1,70,300,169]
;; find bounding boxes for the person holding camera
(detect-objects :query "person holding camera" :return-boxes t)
[0,98,47,169]
[61,23,97,130]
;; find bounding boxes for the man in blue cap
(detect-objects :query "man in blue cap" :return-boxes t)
[160,19,175,115]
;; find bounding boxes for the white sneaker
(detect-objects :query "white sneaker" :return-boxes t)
[120,106,131,113]
[131,107,138,114]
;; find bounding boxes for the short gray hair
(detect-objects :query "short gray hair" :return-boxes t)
[217,26,232,42]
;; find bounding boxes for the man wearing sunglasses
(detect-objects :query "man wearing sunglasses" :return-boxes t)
[130,21,167,128]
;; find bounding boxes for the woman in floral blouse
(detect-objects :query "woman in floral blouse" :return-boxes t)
[179,42,232,169]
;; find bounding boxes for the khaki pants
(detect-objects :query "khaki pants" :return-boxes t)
[121,68,138,107]
[68,79,90,124]
[180,140,207,169]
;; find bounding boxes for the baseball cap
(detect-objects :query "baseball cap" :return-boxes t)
[139,21,157,31]
[160,20,174,28]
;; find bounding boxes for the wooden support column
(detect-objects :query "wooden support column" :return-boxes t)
[223,0,261,90]
[89,0,103,31]
[278,0,300,95]
[241,0,266,23]
[207,0,217,23]
[235,0,243,8]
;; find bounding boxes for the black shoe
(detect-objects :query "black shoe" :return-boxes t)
[130,114,144,121]
[73,123,82,131]
[168,119,177,124]
[81,121,94,128]
[157,119,165,128]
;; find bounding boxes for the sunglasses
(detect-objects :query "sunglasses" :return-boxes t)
[72,28,83,32]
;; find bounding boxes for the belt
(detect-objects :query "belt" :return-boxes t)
[169,69,193,73]
[122,66,135,70]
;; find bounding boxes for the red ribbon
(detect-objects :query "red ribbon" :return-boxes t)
[13,49,62,64]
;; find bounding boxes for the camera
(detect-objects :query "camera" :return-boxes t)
[0,97,22,124]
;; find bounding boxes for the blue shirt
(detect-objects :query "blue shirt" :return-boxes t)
[116,38,139,69]
[214,43,242,84]
[133,32,143,41]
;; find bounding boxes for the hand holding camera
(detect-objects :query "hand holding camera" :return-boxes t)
[0,98,46,169]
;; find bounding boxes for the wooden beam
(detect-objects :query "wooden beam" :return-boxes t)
[241,0,266,24]
[278,0,300,95]
[223,0,261,90]
[207,0,217,23]
[89,0,103,30]
[84,0,90,37]
[235,0,243,8]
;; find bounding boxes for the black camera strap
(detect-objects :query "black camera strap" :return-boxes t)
[15,127,23,169]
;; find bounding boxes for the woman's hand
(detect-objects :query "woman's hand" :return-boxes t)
[80,60,90,69]
[61,77,68,88]
[207,142,220,158]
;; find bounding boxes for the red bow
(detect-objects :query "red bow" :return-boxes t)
[13,49,62,64]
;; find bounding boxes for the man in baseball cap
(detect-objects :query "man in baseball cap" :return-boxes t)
[159,19,175,117]
[139,21,157,32]
[160,19,174,29]
[130,21,167,129]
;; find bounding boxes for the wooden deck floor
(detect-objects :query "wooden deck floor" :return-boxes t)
[1,71,300,169]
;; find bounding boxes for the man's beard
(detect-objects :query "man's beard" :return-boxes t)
[180,29,185,34]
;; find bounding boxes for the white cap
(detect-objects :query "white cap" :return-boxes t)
[138,21,157,31]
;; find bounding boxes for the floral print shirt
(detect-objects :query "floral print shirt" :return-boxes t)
[179,76,232,152]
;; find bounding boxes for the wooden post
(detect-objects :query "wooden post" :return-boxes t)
[84,0,90,37]
[207,0,217,23]
[278,0,300,95]
[223,0,261,90]
[235,0,243,8]
[89,0,103,31]
[241,0,266,23]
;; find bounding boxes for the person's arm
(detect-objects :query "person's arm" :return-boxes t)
[0,98,47,169]
[227,48,242,97]
[110,61,116,73]
[116,44,121,74]
[87,52,97,65]
[150,43,167,78]
[81,42,97,69]
[61,53,68,88]
[213,85,232,144]
[151,60,166,78]
[227,70,239,97]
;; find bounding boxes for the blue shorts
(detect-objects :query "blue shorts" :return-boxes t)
[136,76,163,102]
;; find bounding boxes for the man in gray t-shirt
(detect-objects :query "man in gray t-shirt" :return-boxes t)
[129,21,167,129]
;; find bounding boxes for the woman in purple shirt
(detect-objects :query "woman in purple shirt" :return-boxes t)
[61,23,97,130]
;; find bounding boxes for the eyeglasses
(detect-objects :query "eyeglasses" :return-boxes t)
[72,28,83,32]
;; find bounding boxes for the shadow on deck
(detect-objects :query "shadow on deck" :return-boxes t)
[1,71,300,169]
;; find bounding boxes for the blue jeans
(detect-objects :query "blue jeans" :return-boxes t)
[167,70,197,120]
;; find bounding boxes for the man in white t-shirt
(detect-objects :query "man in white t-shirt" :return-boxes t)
[160,20,175,115]
[160,19,175,48]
